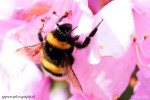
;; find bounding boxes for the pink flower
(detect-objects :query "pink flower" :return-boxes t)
[131,0,150,67]
[3,0,150,99]
[0,0,96,100]
[70,0,137,99]
[82,0,150,99]
[129,0,150,99]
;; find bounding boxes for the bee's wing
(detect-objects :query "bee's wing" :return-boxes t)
[16,42,44,63]
[65,65,83,93]
[63,55,83,94]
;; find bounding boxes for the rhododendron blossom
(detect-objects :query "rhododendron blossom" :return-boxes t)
[130,0,150,99]
[71,0,150,99]
[0,0,96,100]
[1,0,150,100]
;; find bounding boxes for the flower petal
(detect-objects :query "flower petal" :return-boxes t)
[89,0,135,64]
[0,0,41,20]
[88,0,112,14]
[12,1,52,21]
[70,45,136,99]
[0,19,24,36]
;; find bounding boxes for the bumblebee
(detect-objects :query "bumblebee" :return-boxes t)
[16,12,103,93]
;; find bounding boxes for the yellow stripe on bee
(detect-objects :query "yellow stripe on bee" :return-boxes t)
[40,50,66,74]
[46,33,71,49]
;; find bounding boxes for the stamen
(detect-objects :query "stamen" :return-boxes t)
[52,11,57,15]
[41,18,45,22]
[135,45,150,67]
[39,17,50,33]
[143,33,148,40]
[133,34,149,44]
[65,10,72,16]
[45,16,50,21]
[137,33,149,43]
[40,16,50,23]
[39,24,44,31]
[133,33,150,67]
[133,37,137,43]
[52,11,59,17]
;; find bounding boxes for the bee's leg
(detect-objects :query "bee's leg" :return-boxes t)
[38,17,50,42]
[72,35,80,41]
[75,19,103,49]
[38,31,43,42]
[69,55,74,65]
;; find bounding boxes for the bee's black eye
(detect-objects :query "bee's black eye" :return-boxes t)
[57,23,72,36]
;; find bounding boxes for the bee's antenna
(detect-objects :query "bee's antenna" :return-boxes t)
[72,26,78,31]
[70,26,78,33]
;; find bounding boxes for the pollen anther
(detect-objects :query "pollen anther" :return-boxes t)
[65,10,72,16]
[133,37,137,43]
[143,34,148,40]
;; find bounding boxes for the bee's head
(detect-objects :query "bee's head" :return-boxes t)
[56,23,73,37]
[55,23,78,42]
